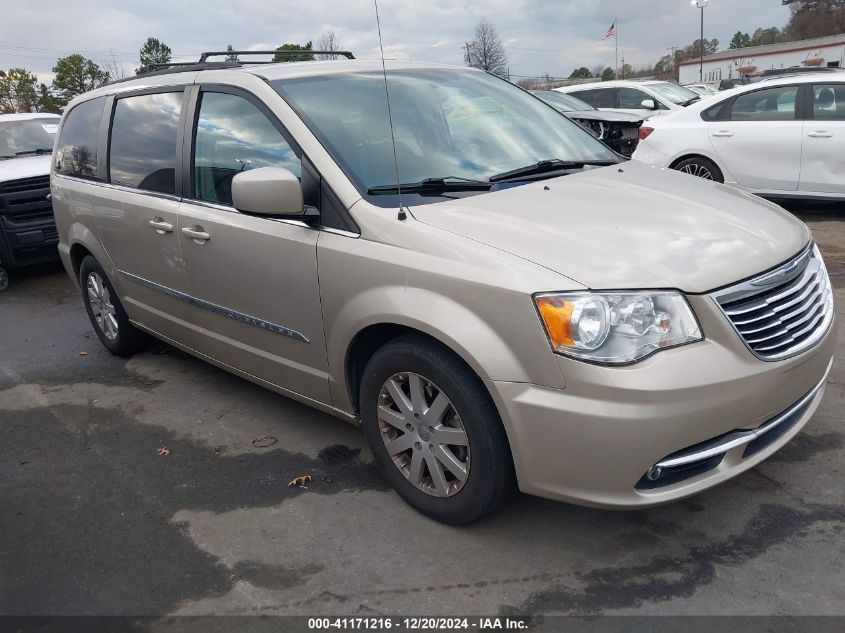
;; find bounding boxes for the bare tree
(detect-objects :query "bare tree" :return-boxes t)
[102,52,128,81]
[464,18,508,77]
[317,30,343,60]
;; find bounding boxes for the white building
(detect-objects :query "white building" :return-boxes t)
[679,33,845,84]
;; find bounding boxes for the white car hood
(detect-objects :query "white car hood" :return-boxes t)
[0,155,52,183]
[410,161,810,293]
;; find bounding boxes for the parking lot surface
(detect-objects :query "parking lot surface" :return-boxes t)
[1,208,843,617]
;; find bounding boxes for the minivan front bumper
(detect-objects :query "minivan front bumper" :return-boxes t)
[489,294,836,509]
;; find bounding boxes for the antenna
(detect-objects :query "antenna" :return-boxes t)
[374,0,407,221]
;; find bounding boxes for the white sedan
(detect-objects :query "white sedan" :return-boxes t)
[632,73,845,199]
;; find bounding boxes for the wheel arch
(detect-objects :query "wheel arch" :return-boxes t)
[669,152,726,182]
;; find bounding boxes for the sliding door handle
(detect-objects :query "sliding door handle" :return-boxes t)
[182,226,211,243]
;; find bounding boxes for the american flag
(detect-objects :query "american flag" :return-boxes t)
[602,22,616,40]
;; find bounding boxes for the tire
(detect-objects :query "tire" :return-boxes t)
[79,255,142,357]
[360,335,514,524]
[672,156,724,183]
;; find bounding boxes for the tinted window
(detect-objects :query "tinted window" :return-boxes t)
[56,97,105,179]
[701,100,730,121]
[109,91,183,195]
[619,87,651,109]
[533,91,595,112]
[730,86,798,121]
[571,88,616,108]
[193,92,299,206]
[813,84,845,120]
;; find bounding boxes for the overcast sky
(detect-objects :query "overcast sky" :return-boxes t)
[2,0,791,84]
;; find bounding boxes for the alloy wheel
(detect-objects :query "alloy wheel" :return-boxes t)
[86,272,118,341]
[679,162,714,180]
[377,372,471,498]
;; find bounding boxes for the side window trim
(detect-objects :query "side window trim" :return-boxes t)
[96,95,115,182]
[106,86,188,196]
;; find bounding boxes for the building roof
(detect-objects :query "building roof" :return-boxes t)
[679,33,845,66]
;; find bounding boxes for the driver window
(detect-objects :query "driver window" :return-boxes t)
[619,88,651,109]
[193,92,300,206]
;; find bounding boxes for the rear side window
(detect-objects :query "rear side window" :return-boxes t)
[109,91,183,195]
[56,97,106,180]
[701,100,730,121]
[192,91,299,206]
[812,84,845,120]
[571,88,616,109]
[730,86,798,121]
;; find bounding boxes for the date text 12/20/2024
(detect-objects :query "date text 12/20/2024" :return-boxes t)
[307,617,530,630]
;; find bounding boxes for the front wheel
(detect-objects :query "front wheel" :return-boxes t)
[360,335,514,524]
[79,255,142,357]
[672,156,724,183]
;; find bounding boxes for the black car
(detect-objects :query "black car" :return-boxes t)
[531,90,644,156]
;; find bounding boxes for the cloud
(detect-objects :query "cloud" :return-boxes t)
[1,0,791,82]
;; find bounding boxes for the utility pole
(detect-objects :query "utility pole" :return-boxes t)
[621,56,626,79]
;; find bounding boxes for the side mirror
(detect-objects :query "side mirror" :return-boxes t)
[640,99,658,110]
[231,167,305,217]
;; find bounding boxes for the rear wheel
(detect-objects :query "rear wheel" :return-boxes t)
[360,335,514,524]
[79,256,142,357]
[673,156,724,183]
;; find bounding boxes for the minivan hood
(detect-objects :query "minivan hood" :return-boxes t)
[0,155,52,183]
[410,161,810,293]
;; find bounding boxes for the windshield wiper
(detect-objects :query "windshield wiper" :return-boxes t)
[680,96,701,107]
[15,148,53,156]
[488,159,617,183]
[367,176,492,195]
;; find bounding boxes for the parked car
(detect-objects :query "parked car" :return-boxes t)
[683,83,719,97]
[633,74,845,199]
[554,80,702,119]
[531,90,643,156]
[52,59,835,524]
[748,66,843,84]
[0,113,61,291]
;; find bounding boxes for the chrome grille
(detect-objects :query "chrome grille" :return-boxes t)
[712,244,834,361]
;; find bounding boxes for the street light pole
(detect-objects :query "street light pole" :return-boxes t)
[691,0,710,82]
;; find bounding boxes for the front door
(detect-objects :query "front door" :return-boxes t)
[708,84,803,191]
[177,88,331,403]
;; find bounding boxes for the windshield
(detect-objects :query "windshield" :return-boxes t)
[273,69,617,206]
[533,91,595,112]
[0,118,60,159]
[647,82,700,105]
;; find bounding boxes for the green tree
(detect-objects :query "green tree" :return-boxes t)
[569,67,592,79]
[225,45,239,62]
[601,67,616,81]
[619,63,634,79]
[137,37,172,74]
[729,31,752,48]
[0,68,39,113]
[51,54,109,102]
[273,42,314,62]
[750,27,783,46]
[36,84,63,113]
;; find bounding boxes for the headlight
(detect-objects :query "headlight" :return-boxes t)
[534,291,702,364]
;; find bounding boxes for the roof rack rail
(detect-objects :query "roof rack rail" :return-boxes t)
[198,50,355,63]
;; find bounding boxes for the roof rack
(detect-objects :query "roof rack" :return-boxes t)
[199,49,355,63]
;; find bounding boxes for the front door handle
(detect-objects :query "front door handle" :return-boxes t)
[808,131,833,138]
[182,226,211,243]
[148,218,174,234]
[712,130,734,137]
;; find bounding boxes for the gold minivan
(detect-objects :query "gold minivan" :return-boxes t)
[51,59,836,524]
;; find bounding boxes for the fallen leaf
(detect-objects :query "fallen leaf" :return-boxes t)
[252,435,278,448]
[156,447,172,456]
[288,474,312,489]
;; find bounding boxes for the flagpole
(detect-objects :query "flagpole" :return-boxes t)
[615,17,619,79]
